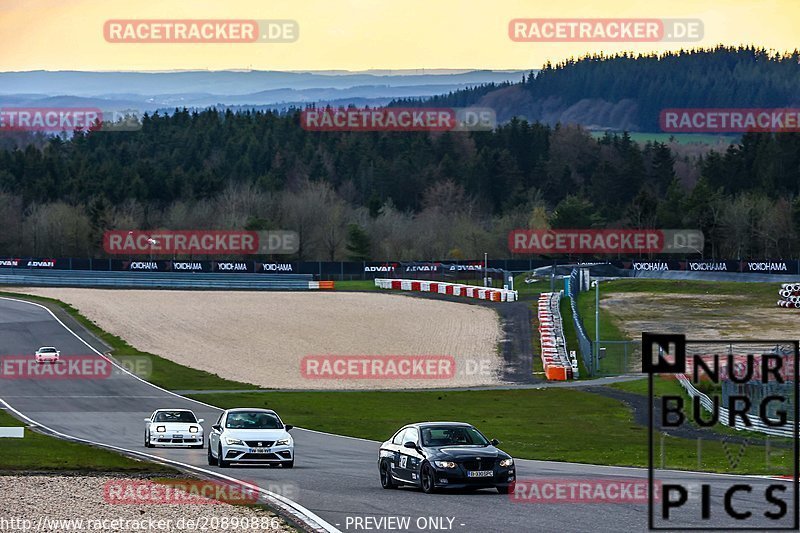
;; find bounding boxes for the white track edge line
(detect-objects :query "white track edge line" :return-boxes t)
[0,296,339,533]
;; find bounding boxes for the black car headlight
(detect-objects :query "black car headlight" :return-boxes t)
[499,458,513,467]
[434,461,457,469]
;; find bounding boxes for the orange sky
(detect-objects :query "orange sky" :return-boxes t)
[0,0,797,71]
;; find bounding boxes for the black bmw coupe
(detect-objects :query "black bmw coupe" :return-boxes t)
[378,422,515,494]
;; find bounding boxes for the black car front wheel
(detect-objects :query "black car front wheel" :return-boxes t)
[218,445,229,468]
[380,460,396,489]
[420,463,436,494]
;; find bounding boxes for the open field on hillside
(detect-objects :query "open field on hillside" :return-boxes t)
[599,279,799,341]
[12,288,502,390]
[571,279,799,373]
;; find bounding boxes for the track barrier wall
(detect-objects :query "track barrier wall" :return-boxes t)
[537,291,577,380]
[3,258,800,279]
[0,268,335,291]
[568,269,595,376]
[374,278,518,302]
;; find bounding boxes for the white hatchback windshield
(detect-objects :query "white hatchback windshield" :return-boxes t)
[225,412,282,429]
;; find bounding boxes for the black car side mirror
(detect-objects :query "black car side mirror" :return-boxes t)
[211,424,222,432]
[403,441,417,449]
[285,425,293,431]
[490,438,500,445]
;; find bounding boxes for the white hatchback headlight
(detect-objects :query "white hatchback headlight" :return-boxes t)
[155,426,166,433]
[499,458,513,467]
[189,426,199,433]
[225,437,245,446]
[275,438,291,446]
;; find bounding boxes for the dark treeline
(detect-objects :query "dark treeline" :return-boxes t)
[395,46,800,131]
[1,101,800,259]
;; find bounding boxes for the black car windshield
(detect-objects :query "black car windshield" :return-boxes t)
[154,411,197,423]
[420,426,490,446]
[225,412,282,429]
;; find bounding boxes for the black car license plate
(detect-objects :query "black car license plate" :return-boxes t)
[467,470,494,478]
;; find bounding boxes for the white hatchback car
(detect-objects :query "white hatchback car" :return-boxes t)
[144,409,204,448]
[35,347,60,364]
[208,408,294,468]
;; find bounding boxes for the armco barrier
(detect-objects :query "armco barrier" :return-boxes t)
[568,269,594,376]
[374,278,517,302]
[0,268,334,291]
[537,292,576,380]
[676,374,791,437]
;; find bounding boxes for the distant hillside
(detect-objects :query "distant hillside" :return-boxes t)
[396,46,800,132]
[0,69,525,112]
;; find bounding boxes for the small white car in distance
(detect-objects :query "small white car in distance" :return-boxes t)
[208,408,294,468]
[144,409,204,448]
[35,347,60,364]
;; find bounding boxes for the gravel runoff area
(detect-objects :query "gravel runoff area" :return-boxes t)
[13,288,503,390]
[0,475,292,532]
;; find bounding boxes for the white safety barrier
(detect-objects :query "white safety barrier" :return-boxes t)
[675,374,791,437]
[374,279,518,302]
[537,292,575,380]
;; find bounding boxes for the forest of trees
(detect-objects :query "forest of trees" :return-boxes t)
[1,47,800,260]
[397,46,800,131]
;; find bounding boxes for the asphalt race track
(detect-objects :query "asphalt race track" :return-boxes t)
[0,297,795,532]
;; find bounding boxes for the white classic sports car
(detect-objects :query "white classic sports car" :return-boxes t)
[144,409,205,448]
[35,346,60,363]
